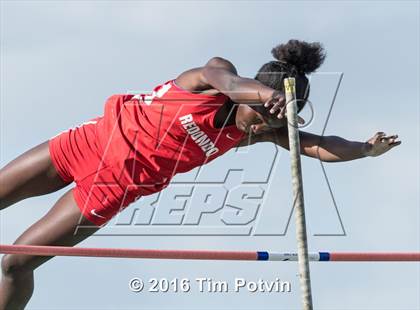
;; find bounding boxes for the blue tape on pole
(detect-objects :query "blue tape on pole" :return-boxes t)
[257,251,269,261]
[319,252,330,261]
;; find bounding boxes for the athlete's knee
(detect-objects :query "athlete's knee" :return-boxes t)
[1,254,34,279]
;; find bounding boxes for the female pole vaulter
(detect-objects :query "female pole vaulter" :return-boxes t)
[0,40,401,309]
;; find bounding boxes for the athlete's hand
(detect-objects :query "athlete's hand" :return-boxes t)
[363,132,401,157]
[264,91,287,120]
[263,91,305,124]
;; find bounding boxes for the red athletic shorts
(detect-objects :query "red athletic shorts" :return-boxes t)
[48,117,138,226]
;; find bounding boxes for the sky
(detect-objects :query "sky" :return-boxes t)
[0,1,419,309]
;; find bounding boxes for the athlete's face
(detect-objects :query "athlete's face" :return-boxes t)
[236,104,286,134]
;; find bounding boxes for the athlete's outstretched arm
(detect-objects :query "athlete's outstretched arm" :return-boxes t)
[176,57,283,107]
[251,129,401,162]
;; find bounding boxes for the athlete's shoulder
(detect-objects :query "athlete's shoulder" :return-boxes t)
[204,57,237,74]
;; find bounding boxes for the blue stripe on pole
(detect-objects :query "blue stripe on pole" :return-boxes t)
[257,251,269,261]
[319,252,330,261]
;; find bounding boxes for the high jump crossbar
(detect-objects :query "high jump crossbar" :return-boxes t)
[1,245,419,261]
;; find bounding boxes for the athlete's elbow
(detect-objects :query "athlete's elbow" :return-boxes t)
[303,146,333,162]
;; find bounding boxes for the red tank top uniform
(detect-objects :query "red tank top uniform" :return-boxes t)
[48,80,245,225]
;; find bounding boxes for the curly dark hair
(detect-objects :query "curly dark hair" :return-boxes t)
[253,39,326,116]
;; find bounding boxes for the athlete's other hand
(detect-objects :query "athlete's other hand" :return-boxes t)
[363,132,401,157]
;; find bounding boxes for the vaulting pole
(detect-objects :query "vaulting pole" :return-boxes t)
[284,77,313,310]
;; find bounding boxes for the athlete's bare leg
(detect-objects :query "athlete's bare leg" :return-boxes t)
[0,190,98,309]
[0,141,99,309]
[0,141,70,210]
